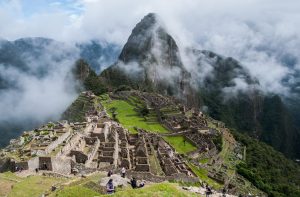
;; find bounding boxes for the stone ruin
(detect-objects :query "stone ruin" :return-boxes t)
[1,91,200,183]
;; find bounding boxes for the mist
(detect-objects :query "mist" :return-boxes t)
[2,0,299,96]
[0,41,80,146]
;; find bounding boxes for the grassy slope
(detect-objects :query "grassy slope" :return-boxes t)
[54,185,100,197]
[100,95,168,134]
[0,172,23,196]
[0,172,67,197]
[187,163,222,190]
[163,136,197,154]
[61,94,94,122]
[105,182,198,197]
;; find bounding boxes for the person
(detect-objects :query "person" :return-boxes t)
[222,187,227,197]
[106,179,115,194]
[43,162,48,170]
[130,177,137,189]
[121,167,126,178]
[107,170,113,177]
[205,185,212,197]
[35,168,39,173]
[139,180,145,188]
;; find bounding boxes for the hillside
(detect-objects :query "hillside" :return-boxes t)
[1,90,300,196]
[0,90,264,196]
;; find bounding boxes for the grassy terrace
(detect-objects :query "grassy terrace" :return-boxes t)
[0,172,67,197]
[187,163,222,190]
[163,136,197,154]
[99,94,169,134]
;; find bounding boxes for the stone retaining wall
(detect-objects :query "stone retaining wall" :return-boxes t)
[127,171,199,183]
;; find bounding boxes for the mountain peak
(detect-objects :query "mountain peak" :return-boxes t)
[119,13,182,69]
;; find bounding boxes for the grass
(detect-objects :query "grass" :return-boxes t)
[187,163,222,190]
[8,175,66,197]
[163,136,197,154]
[199,158,209,164]
[50,172,105,197]
[0,172,23,196]
[149,153,164,176]
[106,182,198,197]
[53,185,101,197]
[100,95,169,134]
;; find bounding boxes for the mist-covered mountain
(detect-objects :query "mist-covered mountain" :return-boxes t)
[0,13,299,158]
[0,37,120,147]
[101,13,300,158]
[101,13,190,99]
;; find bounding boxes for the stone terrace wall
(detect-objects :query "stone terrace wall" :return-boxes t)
[28,157,39,171]
[85,138,100,167]
[58,133,81,157]
[45,129,71,155]
[52,157,72,174]
[14,161,28,170]
[127,171,199,183]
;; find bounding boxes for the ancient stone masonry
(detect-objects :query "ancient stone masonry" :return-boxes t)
[132,132,150,172]
[184,129,218,153]
[1,91,197,182]
[0,90,266,196]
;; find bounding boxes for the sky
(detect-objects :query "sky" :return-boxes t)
[1,0,300,96]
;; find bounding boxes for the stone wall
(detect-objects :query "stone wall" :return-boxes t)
[58,133,81,156]
[45,129,71,155]
[28,157,39,171]
[15,161,29,170]
[85,138,100,167]
[51,157,72,174]
[127,171,199,183]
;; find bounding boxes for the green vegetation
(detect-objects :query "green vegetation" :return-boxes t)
[199,158,209,164]
[233,131,300,197]
[187,163,222,190]
[2,174,66,197]
[107,182,197,197]
[163,136,197,154]
[100,95,169,134]
[73,59,107,96]
[61,94,94,122]
[212,134,222,152]
[54,185,101,197]
[149,153,164,176]
[84,70,107,96]
[0,172,23,196]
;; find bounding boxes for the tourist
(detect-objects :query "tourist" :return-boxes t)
[107,170,113,177]
[43,162,48,170]
[106,179,115,194]
[121,167,126,178]
[130,177,137,189]
[139,180,145,188]
[205,185,212,197]
[222,187,227,197]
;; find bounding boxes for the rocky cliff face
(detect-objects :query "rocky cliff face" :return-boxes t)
[101,13,191,99]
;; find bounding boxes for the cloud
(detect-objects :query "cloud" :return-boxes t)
[0,42,80,125]
[1,0,299,96]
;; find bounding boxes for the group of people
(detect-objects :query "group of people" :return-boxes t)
[205,184,227,197]
[106,167,145,194]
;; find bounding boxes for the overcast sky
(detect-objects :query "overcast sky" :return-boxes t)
[1,0,300,94]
